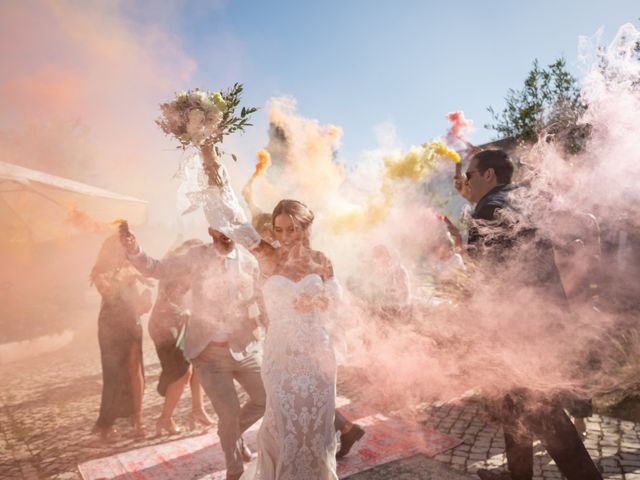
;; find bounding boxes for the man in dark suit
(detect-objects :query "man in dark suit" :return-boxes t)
[453,149,601,480]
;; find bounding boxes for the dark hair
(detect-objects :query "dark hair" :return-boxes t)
[472,149,514,184]
[272,199,314,247]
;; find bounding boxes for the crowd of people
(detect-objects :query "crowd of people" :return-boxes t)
[88,148,640,480]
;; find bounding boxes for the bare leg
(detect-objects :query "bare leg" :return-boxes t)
[189,366,214,426]
[190,367,205,412]
[155,368,190,435]
[160,369,191,419]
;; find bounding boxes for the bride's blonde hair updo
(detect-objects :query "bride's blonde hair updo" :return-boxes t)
[272,199,314,247]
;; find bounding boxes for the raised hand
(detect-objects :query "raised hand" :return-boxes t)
[119,221,139,255]
[453,174,471,201]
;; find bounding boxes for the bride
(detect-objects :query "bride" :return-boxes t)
[246,199,340,480]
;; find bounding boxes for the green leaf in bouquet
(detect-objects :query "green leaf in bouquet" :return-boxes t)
[231,153,238,162]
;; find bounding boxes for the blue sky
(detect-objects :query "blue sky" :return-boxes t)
[155,1,639,164]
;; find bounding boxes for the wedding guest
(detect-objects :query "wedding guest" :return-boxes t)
[149,239,214,436]
[122,226,264,480]
[90,234,151,441]
[453,149,602,480]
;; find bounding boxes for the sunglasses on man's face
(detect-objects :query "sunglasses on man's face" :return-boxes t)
[465,169,481,181]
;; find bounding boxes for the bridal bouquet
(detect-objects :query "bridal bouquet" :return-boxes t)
[156,83,257,186]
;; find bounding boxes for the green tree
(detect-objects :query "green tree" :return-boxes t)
[486,57,586,152]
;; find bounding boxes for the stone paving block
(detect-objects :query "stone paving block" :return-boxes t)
[543,473,562,479]
[621,458,640,468]
[467,453,487,461]
[345,455,477,479]
[454,443,472,453]
[602,447,620,456]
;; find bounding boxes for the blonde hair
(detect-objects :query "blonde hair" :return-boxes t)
[272,199,314,247]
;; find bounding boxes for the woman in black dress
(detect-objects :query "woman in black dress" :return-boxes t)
[149,239,213,435]
[91,234,150,441]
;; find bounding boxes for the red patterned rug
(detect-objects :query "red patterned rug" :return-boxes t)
[78,398,461,479]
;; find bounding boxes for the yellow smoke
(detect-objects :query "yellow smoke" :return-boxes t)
[330,186,393,233]
[329,140,460,232]
[383,140,460,182]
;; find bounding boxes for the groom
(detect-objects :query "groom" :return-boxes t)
[122,226,266,480]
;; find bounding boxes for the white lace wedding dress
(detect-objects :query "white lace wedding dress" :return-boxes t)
[245,273,339,480]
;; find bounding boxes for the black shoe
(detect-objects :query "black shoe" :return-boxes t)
[336,423,365,459]
[476,468,511,480]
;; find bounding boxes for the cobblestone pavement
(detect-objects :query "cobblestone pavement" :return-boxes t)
[1,333,639,479]
[426,401,640,480]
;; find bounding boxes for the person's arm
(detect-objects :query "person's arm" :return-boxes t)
[251,257,268,329]
[121,230,192,279]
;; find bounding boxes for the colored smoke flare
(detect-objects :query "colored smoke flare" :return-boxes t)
[445,111,474,176]
[446,111,473,142]
[384,140,460,183]
[331,141,460,232]
[65,205,107,233]
[251,149,272,180]
[65,208,127,233]
[431,140,461,164]
[329,187,393,233]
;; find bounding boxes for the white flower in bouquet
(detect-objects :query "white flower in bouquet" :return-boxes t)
[156,83,258,187]
[186,108,207,146]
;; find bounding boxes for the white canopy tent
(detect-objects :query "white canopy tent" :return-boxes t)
[0,160,147,244]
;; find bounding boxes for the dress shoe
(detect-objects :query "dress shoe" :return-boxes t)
[476,468,511,480]
[156,416,181,436]
[574,417,587,437]
[336,423,365,459]
[189,409,214,429]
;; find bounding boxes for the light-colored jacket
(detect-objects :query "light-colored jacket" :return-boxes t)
[129,243,264,361]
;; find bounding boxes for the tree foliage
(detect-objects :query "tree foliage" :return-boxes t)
[486,58,586,152]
